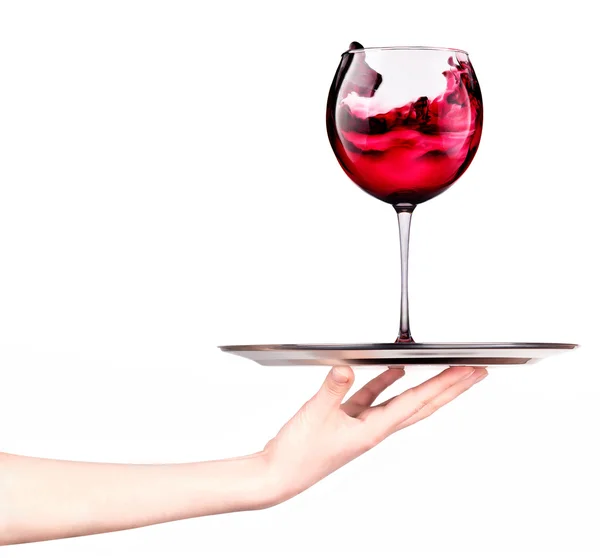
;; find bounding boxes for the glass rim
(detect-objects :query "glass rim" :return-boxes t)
[343,45,469,56]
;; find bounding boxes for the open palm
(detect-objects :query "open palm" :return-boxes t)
[263,366,487,503]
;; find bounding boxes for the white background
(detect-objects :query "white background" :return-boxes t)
[0,1,598,556]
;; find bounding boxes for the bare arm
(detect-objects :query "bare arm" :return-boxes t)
[0,365,487,545]
[0,451,271,545]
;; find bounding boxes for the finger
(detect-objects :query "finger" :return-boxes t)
[342,367,405,417]
[395,368,488,430]
[310,366,355,413]
[361,366,477,432]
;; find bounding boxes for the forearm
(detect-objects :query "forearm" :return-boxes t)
[0,451,273,546]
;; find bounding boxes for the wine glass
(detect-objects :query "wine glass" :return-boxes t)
[326,42,483,343]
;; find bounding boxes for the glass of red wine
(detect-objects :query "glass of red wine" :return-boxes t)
[327,42,484,343]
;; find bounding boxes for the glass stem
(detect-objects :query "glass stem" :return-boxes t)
[395,203,415,343]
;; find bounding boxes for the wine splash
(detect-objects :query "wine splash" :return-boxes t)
[327,42,483,205]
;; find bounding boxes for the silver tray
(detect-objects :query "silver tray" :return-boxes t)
[219,342,578,366]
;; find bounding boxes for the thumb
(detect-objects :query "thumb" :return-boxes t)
[312,366,355,411]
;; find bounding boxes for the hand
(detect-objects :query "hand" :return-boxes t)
[262,365,487,503]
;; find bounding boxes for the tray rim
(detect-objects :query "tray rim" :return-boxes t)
[220,342,579,352]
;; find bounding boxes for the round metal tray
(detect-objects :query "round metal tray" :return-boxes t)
[219,342,578,366]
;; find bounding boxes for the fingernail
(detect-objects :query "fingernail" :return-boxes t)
[332,367,350,384]
[461,367,477,379]
[472,370,488,383]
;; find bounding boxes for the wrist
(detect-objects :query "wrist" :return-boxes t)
[251,447,305,508]
[241,450,286,510]
[213,450,282,512]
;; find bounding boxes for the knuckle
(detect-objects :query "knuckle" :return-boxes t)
[326,383,342,398]
[358,426,386,452]
[363,433,385,452]
[420,403,437,419]
[405,387,429,413]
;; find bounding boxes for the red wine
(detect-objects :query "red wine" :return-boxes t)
[327,44,483,205]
